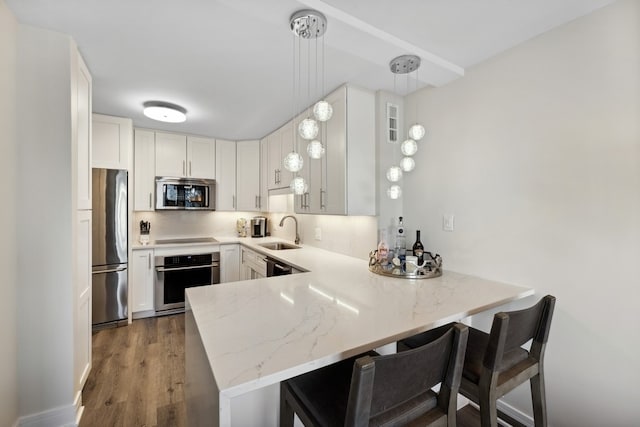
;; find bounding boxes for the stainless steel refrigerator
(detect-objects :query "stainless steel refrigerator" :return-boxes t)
[92,168,128,329]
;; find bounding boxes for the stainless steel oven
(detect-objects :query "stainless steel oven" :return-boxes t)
[155,252,220,314]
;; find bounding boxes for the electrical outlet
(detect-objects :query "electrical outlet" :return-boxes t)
[314,227,322,241]
[443,214,455,232]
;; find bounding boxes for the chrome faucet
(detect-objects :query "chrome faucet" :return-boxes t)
[279,215,300,245]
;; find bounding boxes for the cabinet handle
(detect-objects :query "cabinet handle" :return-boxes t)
[183,160,186,176]
[233,195,236,209]
[189,161,192,176]
[320,189,326,210]
[149,193,152,209]
[255,195,259,209]
[148,253,151,269]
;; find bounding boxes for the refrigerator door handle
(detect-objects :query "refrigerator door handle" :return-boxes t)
[92,266,127,274]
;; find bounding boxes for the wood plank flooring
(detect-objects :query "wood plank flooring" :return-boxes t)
[80,313,506,427]
[80,314,186,427]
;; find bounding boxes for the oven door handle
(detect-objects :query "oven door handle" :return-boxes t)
[156,263,219,272]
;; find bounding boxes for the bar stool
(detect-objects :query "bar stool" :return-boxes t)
[280,323,468,427]
[398,295,556,427]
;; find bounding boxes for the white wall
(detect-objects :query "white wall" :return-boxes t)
[0,0,18,426]
[404,1,639,424]
[16,25,76,420]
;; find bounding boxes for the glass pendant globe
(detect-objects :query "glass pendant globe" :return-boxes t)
[386,166,402,182]
[401,139,418,156]
[283,152,304,172]
[298,118,319,140]
[290,177,308,195]
[400,157,415,172]
[313,100,333,122]
[306,140,325,159]
[387,185,402,200]
[408,124,426,141]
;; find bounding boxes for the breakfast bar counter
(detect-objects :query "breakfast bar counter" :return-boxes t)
[185,242,533,427]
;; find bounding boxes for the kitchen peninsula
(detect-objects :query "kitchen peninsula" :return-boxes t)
[185,240,534,427]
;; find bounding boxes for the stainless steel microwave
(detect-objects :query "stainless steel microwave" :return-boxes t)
[155,177,216,210]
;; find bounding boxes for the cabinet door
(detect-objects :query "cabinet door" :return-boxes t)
[215,139,237,211]
[131,249,154,312]
[221,244,240,283]
[76,54,93,210]
[74,210,91,393]
[323,88,347,214]
[92,114,132,169]
[236,140,261,211]
[134,129,156,211]
[155,132,187,177]
[267,131,281,189]
[280,125,295,188]
[259,138,269,211]
[187,136,215,179]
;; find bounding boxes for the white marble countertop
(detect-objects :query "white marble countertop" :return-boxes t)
[185,240,534,398]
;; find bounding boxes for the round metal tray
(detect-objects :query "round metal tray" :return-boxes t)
[368,251,443,279]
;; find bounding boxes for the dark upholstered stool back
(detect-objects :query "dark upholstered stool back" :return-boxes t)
[280,323,469,427]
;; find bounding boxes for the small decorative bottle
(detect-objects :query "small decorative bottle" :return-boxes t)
[377,228,390,266]
[395,216,406,258]
[412,230,424,265]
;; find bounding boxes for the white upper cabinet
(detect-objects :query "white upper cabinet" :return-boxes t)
[155,132,187,177]
[75,54,93,210]
[155,132,215,179]
[134,129,156,211]
[236,140,261,212]
[187,136,216,179]
[92,114,132,170]
[215,139,236,211]
[294,85,375,216]
[266,125,294,190]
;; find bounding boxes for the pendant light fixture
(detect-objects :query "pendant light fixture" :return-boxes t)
[285,9,331,195]
[385,55,426,198]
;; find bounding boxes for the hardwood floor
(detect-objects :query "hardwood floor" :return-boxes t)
[80,314,186,427]
[80,314,510,427]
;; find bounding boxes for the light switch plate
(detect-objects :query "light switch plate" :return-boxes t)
[443,214,455,232]
[314,227,322,241]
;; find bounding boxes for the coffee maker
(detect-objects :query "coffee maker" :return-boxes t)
[251,216,267,237]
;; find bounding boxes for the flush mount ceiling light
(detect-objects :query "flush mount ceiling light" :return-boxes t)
[143,101,187,123]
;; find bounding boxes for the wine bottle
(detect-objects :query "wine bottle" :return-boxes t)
[395,216,406,257]
[412,230,424,265]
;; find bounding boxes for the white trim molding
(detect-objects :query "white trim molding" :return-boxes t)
[17,404,77,427]
[497,399,535,426]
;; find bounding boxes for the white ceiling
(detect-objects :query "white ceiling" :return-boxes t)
[6,0,615,140]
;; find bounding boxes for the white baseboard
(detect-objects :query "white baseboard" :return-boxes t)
[497,399,534,426]
[17,404,77,427]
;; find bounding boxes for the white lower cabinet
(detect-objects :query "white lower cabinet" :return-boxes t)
[241,246,267,280]
[220,244,240,283]
[131,249,155,315]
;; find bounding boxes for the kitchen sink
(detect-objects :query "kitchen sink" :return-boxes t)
[258,242,301,250]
